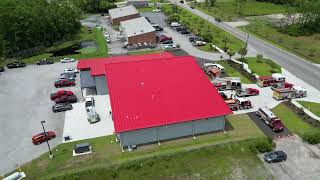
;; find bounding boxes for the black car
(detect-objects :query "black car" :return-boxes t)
[36,59,54,65]
[215,18,222,22]
[61,72,76,78]
[264,151,287,163]
[162,40,174,44]
[52,103,73,113]
[176,26,187,32]
[7,61,26,69]
[180,30,190,34]
[0,66,4,72]
[189,36,203,42]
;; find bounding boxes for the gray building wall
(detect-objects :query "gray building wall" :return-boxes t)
[95,75,108,95]
[80,70,96,88]
[119,116,225,147]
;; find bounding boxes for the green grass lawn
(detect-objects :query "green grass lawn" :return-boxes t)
[198,44,219,52]
[241,57,282,76]
[195,0,286,21]
[128,49,164,55]
[217,61,253,84]
[272,103,315,136]
[52,140,273,180]
[240,19,320,64]
[20,114,265,179]
[161,4,244,52]
[298,101,320,117]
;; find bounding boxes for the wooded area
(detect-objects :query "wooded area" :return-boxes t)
[0,0,116,58]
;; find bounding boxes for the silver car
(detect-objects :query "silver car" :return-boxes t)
[87,108,100,124]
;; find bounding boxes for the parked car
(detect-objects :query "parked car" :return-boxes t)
[50,90,74,100]
[180,0,184,3]
[153,9,161,12]
[36,59,54,65]
[215,18,222,22]
[171,22,180,27]
[151,24,163,31]
[159,35,172,43]
[0,66,4,72]
[32,131,56,145]
[104,33,110,38]
[194,41,206,46]
[7,61,26,69]
[163,44,176,49]
[106,36,111,43]
[180,29,190,34]
[54,79,76,88]
[162,40,174,44]
[60,57,75,63]
[264,151,287,163]
[176,26,187,32]
[87,108,101,124]
[64,68,79,74]
[52,103,73,112]
[189,36,203,42]
[54,94,78,103]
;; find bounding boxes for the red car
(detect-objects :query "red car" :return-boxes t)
[54,94,78,103]
[159,35,172,43]
[50,90,74,100]
[54,79,75,88]
[32,131,56,145]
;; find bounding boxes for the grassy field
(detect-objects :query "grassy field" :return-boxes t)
[128,49,164,55]
[272,103,315,136]
[51,140,273,180]
[242,57,282,76]
[19,114,266,179]
[240,19,320,64]
[1,27,107,66]
[217,61,253,84]
[162,4,244,52]
[298,101,320,117]
[195,0,286,21]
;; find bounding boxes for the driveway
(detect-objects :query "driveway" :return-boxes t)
[170,0,320,91]
[62,95,114,143]
[248,112,292,139]
[259,136,320,180]
[0,61,80,175]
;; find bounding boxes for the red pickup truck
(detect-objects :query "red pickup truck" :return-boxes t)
[54,79,75,88]
[50,90,74,100]
[159,35,172,43]
[54,95,78,103]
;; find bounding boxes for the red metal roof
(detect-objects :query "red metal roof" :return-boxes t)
[105,56,232,133]
[77,52,174,76]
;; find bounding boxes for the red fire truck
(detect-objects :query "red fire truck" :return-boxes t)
[225,98,252,111]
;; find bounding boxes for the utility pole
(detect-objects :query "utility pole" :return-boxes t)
[41,121,53,159]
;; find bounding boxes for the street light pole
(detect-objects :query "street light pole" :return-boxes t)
[41,121,53,159]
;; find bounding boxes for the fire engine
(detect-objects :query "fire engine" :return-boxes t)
[273,86,307,100]
[213,77,242,91]
[235,88,259,97]
[257,73,285,87]
[256,107,284,132]
[225,97,252,111]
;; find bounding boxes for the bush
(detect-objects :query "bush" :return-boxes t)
[302,130,320,144]
[253,138,273,153]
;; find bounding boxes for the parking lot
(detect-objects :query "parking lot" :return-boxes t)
[0,61,80,174]
[259,136,320,180]
[63,95,114,143]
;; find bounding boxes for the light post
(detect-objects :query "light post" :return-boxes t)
[40,121,53,159]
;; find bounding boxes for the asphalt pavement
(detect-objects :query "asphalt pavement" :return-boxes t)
[170,0,320,91]
[0,61,81,175]
[248,112,291,139]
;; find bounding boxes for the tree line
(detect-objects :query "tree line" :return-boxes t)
[0,0,117,58]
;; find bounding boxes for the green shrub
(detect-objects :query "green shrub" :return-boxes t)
[253,139,273,153]
[302,130,320,144]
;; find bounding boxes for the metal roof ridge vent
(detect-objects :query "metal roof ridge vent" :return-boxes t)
[141,30,144,33]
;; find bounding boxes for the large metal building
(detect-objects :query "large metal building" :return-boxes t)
[77,53,232,149]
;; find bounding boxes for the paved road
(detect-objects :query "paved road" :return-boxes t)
[248,113,291,139]
[259,136,320,180]
[0,62,81,175]
[170,0,320,91]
